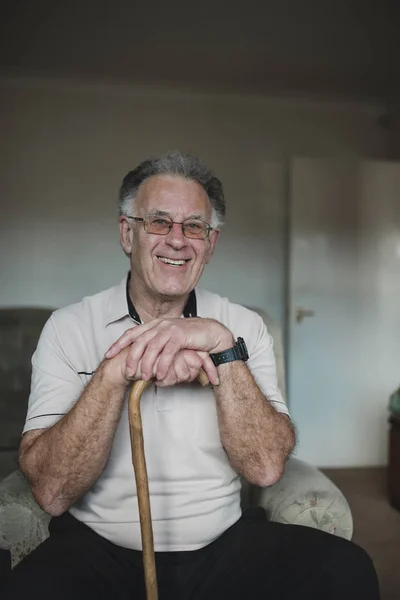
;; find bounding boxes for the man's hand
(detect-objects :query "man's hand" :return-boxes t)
[100,345,139,388]
[104,317,234,386]
[102,344,217,387]
[152,349,213,387]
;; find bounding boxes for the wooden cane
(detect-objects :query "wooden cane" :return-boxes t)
[128,369,209,600]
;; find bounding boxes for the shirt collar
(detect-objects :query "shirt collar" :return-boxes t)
[105,272,197,326]
[104,276,130,326]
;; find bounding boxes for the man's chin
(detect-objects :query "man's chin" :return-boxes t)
[154,281,193,299]
[149,269,202,299]
[156,287,190,299]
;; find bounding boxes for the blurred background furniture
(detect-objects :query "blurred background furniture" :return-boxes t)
[0,305,353,572]
[0,308,52,481]
[388,415,400,512]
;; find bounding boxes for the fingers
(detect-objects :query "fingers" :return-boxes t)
[154,339,186,380]
[173,352,192,382]
[155,350,204,388]
[105,320,161,358]
[133,329,186,380]
[181,349,204,382]
[124,326,182,378]
[156,352,191,387]
[196,351,220,386]
[105,318,222,387]
[127,331,169,379]
[105,316,226,360]
[123,330,161,377]
[105,329,138,358]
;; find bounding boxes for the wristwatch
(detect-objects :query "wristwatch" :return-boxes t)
[210,337,249,367]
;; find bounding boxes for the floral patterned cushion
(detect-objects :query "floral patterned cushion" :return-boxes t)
[0,460,353,568]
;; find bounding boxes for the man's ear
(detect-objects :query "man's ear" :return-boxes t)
[119,217,133,255]
[205,229,220,264]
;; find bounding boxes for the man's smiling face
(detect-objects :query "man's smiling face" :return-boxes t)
[119,174,219,299]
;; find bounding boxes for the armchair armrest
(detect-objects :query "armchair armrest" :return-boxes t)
[0,470,50,567]
[251,458,353,540]
[1,459,354,570]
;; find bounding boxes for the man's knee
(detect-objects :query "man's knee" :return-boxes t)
[335,539,374,573]
[328,539,379,596]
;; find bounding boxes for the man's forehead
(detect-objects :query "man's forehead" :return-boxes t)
[137,175,211,214]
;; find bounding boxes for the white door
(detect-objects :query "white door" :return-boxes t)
[288,158,400,468]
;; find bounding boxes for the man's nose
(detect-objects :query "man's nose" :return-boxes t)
[166,222,187,248]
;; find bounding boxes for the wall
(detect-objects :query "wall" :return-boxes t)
[0,77,390,330]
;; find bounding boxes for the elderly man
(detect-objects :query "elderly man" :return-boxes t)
[5,152,378,600]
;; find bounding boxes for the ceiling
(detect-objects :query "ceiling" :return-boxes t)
[1,0,399,101]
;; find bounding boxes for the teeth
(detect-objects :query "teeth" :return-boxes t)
[158,257,187,266]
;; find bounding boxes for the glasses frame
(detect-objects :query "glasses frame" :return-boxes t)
[125,215,213,240]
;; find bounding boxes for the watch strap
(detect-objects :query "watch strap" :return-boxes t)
[210,337,249,367]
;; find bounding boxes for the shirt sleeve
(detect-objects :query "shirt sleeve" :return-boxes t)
[23,314,84,433]
[246,315,290,417]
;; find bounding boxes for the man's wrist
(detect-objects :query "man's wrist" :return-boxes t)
[211,331,235,354]
[98,359,130,391]
[210,336,249,367]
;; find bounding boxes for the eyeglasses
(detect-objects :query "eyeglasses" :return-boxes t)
[126,215,213,240]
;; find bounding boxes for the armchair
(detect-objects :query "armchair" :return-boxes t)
[0,305,353,569]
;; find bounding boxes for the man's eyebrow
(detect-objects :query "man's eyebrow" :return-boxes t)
[147,209,207,221]
[147,209,170,217]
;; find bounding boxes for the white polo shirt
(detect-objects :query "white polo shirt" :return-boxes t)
[24,274,289,551]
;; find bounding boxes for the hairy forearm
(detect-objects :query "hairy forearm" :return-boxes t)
[214,361,296,486]
[20,362,127,516]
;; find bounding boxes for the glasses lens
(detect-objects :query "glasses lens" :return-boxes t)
[143,216,209,239]
[145,216,172,234]
[183,220,208,239]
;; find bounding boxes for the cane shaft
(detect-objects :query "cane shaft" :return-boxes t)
[129,379,158,600]
[128,369,209,600]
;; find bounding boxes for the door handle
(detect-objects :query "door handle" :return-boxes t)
[295,307,315,323]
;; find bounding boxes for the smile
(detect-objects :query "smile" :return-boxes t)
[157,256,190,266]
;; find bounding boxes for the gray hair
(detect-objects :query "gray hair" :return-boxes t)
[118,150,225,228]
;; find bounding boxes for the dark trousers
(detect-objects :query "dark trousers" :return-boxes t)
[2,508,379,600]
